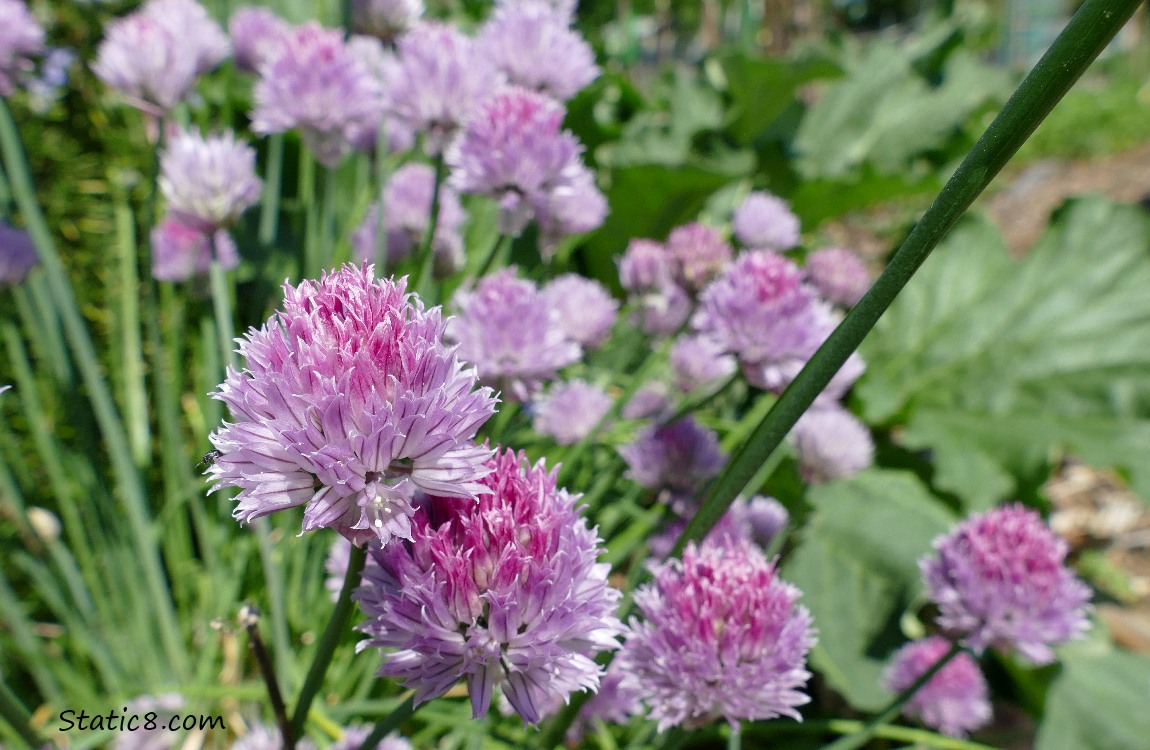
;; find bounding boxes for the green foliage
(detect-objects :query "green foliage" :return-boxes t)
[1035,645,1150,750]
[782,470,956,711]
[858,197,1150,509]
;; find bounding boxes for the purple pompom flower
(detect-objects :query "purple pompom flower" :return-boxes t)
[448,87,592,237]
[330,725,411,750]
[616,538,815,731]
[693,249,820,365]
[617,239,689,335]
[0,0,44,97]
[476,0,598,101]
[665,222,732,294]
[233,723,315,750]
[150,217,238,282]
[109,694,185,750]
[619,416,723,501]
[790,404,874,484]
[0,220,38,285]
[447,268,581,402]
[229,6,291,74]
[621,381,673,422]
[381,22,500,155]
[732,191,800,251]
[355,447,623,724]
[352,162,466,275]
[648,494,789,560]
[351,0,423,41]
[535,167,608,255]
[93,0,229,114]
[541,273,618,349]
[806,247,869,308]
[531,379,613,445]
[670,333,735,393]
[920,504,1093,664]
[252,23,384,166]
[883,637,992,738]
[160,127,261,229]
[208,266,498,548]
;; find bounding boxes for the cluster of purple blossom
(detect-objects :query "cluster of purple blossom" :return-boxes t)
[86,0,608,281]
[616,191,875,489]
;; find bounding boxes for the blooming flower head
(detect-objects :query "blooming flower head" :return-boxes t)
[208,266,498,548]
[109,694,185,750]
[616,538,816,731]
[0,0,45,97]
[541,273,618,349]
[0,220,38,285]
[229,6,291,74]
[883,637,992,738]
[150,217,238,282]
[448,87,590,237]
[93,0,229,114]
[670,333,735,393]
[356,447,623,724]
[732,191,800,251]
[618,239,690,336]
[252,23,384,166]
[648,494,789,560]
[790,404,874,484]
[330,725,411,750]
[447,268,581,402]
[160,128,261,229]
[351,0,423,41]
[351,162,466,275]
[693,249,820,367]
[476,0,598,101]
[665,222,732,294]
[621,381,672,422]
[920,504,1093,664]
[233,723,315,750]
[619,416,723,500]
[382,22,500,154]
[534,167,608,254]
[806,247,869,308]
[531,379,613,445]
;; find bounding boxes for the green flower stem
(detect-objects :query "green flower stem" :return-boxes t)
[670,0,1144,559]
[727,724,741,750]
[0,677,44,749]
[475,232,512,279]
[290,544,367,737]
[374,121,390,272]
[321,165,338,272]
[259,134,284,247]
[822,641,963,750]
[356,693,417,750]
[413,153,446,301]
[115,197,149,467]
[209,258,238,371]
[0,98,188,678]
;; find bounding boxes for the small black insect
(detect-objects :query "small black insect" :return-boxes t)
[198,449,221,471]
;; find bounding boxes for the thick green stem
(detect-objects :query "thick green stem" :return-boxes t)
[821,642,964,750]
[413,154,446,300]
[373,121,390,272]
[0,98,187,678]
[290,544,367,736]
[475,232,513,280]
[670,0,1145,558]
[259,134,284,247]
[356,694,416,750]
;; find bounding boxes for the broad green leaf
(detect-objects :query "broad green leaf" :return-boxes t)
[793,43,1010,179]
[782,470,956,710]
[859,197,1150,507]
[1036,649,1150,750]
[719,53,841,145]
